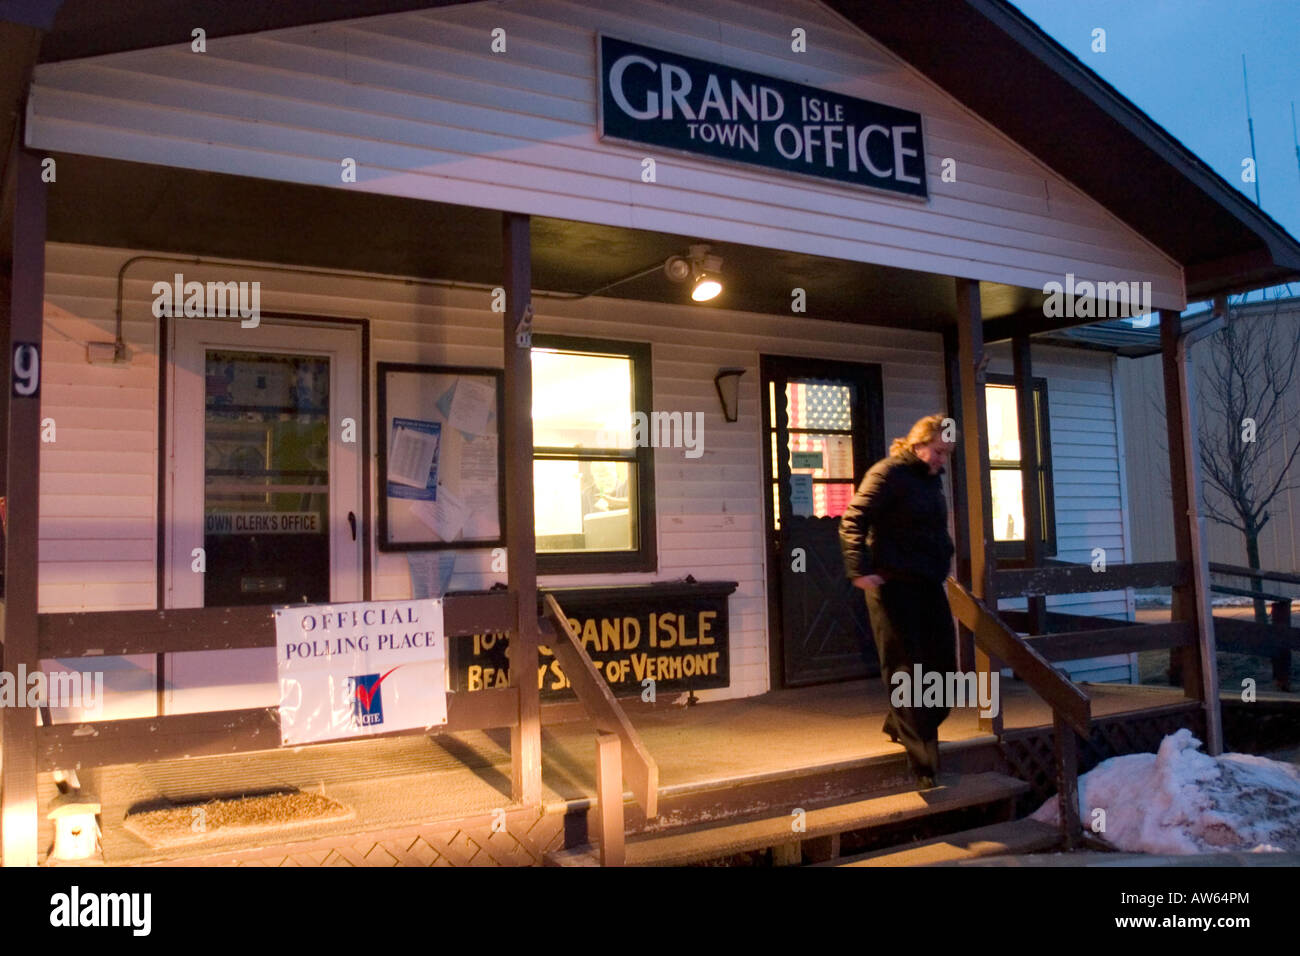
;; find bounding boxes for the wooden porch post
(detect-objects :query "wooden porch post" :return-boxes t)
[1159,309,1223,754]
[942,327,975,673]
[954,278,1002,735]
[1012,335,1047,634]
[2,148,46,866]
[502,212,543,803]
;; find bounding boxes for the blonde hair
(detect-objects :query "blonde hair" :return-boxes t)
[889,413,956,458]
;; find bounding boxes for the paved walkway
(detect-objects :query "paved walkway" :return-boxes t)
[954,850,1300,866]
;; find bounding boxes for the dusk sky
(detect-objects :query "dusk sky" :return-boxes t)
[1013,0,1300,300]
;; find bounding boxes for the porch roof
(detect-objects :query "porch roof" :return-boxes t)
[5,0,1297,300]
[1035,294,1300,359]
[40,151,1043,331]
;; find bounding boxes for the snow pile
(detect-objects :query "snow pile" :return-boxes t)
[1031,728,1300,853]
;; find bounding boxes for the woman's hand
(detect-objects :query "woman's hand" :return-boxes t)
[853,574,886,590]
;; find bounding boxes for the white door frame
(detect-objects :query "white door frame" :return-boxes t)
[165,316,364,609]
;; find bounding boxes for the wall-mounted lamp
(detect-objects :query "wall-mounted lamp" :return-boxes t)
[714,367,746,423]
[666,244,724,303]
[47,792,102,862]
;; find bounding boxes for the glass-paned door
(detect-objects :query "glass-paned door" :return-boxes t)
[169,319,362,610]
[166,318,362,714]
[761,356,885,688]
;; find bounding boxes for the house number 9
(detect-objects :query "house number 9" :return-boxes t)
[12,343,40,397]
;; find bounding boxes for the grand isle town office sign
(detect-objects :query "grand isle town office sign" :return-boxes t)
[450,582,736,701]
[598,35,928,199]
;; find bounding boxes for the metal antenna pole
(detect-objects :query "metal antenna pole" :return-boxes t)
[1243,54,1261,205]
[1292,101,1300,186]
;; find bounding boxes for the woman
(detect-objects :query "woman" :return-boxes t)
[839,414,957,790]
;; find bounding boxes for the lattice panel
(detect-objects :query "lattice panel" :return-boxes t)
[1000,732,1058,808]
[164,808,567,868]
[1001,705,1207,806]
[1222,700,1300,753]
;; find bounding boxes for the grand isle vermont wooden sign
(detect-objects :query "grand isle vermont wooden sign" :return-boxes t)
[598,35,928,198]
[450,582,736,701]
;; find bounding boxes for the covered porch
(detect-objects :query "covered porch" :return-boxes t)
[39,676,1212,866]
[6,0,1300,867]
[0,149,1245,865]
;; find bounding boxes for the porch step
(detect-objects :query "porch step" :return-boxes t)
[545,771,1028,867]
[824,818,1061,867]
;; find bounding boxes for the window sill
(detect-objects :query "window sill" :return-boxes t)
[537,551,658,575]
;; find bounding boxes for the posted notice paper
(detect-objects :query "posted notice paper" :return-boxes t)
[790,473,814,516]
[447,377,495,436]
[388,418,441,499]
[412,484,471,542]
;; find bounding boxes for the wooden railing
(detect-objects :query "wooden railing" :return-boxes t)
[1207,564,1299,691]
[992,560,1190,598]
[31,590,658,868]
[1003,560,1300,693]
[946,578,1089,847]
[35,592,521,771]
[541,593,659,866]
[994,560,1201,669]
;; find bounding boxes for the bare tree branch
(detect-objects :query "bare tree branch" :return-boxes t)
[1194,300,1300,569]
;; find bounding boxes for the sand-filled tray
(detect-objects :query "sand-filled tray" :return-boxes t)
[123,791,355,848]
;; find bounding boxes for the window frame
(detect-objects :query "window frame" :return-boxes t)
[530,333,657,575]
[164,316,367,610]
[985,373,1057,561]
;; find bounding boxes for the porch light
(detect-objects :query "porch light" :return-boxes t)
[691,273,722,302]
[665,244,724,303]
[714,367,745,422]
[47,792,102,863]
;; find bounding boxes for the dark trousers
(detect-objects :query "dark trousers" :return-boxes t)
[863,577,957,778]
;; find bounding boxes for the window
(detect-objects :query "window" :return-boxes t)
[767,378,860,527]
[531,335,656,573]
[985,375,1056,559]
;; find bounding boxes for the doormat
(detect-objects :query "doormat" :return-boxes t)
[123,790,354,848]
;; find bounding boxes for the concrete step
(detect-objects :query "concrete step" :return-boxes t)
[825,818,1061,867]
[546,771,1029,866]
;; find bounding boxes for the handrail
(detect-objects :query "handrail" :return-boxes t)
[946,577,1088,848]
[1209,583,1292,603]
[946,578,1091,736]
[991,561,1189,599]
[37,591,516,657]
[541,593,659,820]
[1209,562,1300,587]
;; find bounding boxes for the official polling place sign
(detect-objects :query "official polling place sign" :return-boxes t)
[598,35,927,198]
[275,599,446,745]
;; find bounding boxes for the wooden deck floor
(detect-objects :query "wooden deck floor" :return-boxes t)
[45,678,1194,866]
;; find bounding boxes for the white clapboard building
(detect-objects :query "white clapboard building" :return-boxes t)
[2,0,1298,866]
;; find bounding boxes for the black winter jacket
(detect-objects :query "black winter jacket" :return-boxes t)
[838,450,955,584]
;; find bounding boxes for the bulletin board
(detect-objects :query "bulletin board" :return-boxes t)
[377,363,506,551]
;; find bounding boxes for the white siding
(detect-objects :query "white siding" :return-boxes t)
[988,344,1135,683]
[41,246,1139,701]
[27,0,1184,308]
[39,292,160,612]
[40,241,966,704]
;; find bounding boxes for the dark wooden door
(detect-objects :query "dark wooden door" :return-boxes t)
[761,356,885,687]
